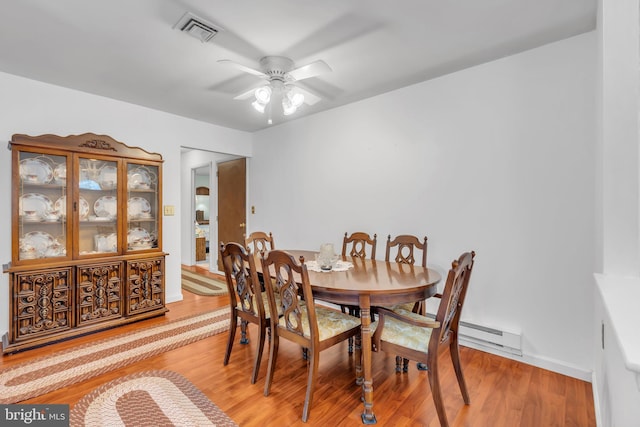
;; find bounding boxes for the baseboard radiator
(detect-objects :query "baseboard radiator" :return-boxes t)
[425,313,523,357]
[458,320,522,356]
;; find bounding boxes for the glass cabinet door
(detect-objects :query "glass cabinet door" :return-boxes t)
[126,163,159,251]
[17,151,70,261]
[77,156,120,256]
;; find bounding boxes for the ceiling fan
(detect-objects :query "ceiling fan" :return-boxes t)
[218,56,332,121]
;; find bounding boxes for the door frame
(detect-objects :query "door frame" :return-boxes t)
[182,149,246,273]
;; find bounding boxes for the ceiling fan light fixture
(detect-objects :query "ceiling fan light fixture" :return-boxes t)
[282,89,304,115]
[254,86,271,104]
[222,55,331,123]
[282,98,297,116]
[289,92,304,108]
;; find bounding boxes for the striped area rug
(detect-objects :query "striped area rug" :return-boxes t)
[0,309,230,404]
[181,269,228,296]
[70,370,238,426]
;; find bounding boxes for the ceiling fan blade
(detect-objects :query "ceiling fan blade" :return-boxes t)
[289,85,322,106]
[288,60,332,81]
[218,59,266,78]
[233,86,259,100]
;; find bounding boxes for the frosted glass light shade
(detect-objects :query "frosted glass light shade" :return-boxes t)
[290,92,304,107]
[254,86,272,104]
[282,98,296,115]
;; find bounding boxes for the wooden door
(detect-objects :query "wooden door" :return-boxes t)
[217,158,246,270]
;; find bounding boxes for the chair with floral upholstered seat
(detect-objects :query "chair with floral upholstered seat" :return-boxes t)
[371,251,475,427]
[381,234,429,371]
[261,249,361,423]
[220,241,281,384]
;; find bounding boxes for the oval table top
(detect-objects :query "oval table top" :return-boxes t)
[267,250,442,307]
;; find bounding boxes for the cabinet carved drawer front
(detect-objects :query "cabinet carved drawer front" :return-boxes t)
[77,262,123,326]
[126,257,165,316]
[13,268,73,342]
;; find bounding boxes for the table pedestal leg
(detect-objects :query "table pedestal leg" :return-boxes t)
[359,296,376,424]
[355,331,363,386]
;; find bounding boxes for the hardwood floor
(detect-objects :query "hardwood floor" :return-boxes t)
[1,266,596,426]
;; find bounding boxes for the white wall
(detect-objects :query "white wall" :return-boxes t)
[0,71,251,337]
[249,32,596,378]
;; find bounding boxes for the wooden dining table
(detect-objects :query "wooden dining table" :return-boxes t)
[271,250,442,424]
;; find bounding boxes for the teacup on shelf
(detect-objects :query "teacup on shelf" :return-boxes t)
[20,249,38,259]
[100,180,116,190]
[45,245,63,257]
[43,212,60,222]
[135,183,150,190]
[24,174,40,183]
[22,210,40,221]
[19,242,38,259]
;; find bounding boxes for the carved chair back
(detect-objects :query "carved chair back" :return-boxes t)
[385,234,428,267]
[245,231,275,254]
[342,232,377,259]
[220,242,264,320]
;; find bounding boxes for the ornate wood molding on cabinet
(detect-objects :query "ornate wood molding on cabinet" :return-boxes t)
[2,133,167,353]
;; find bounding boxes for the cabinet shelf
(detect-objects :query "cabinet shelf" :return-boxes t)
[5,133,166,354]
[21,183,67,189]
[20,219,66,224]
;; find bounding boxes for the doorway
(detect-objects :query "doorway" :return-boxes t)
[181,148,246,272]
[194,167,210,266]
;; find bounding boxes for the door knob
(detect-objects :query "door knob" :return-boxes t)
[239,223,246,228]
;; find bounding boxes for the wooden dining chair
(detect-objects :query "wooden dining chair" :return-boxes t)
[385,234,428,314]
[385,234,427,267]
[261,249,361,423]
[245,231,275,253]
[382,234,429,370]
[219,241,281,384]
[371,251,476,427]
[342,231,377,259]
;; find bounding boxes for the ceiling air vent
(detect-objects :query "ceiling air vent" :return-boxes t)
[174,12,223,43]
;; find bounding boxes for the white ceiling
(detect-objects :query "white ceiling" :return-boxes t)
[0,0,596,133]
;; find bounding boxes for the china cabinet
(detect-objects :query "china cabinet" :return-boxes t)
[2,133,166,353]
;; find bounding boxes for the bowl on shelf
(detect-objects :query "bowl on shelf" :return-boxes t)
[43,212,60,222]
